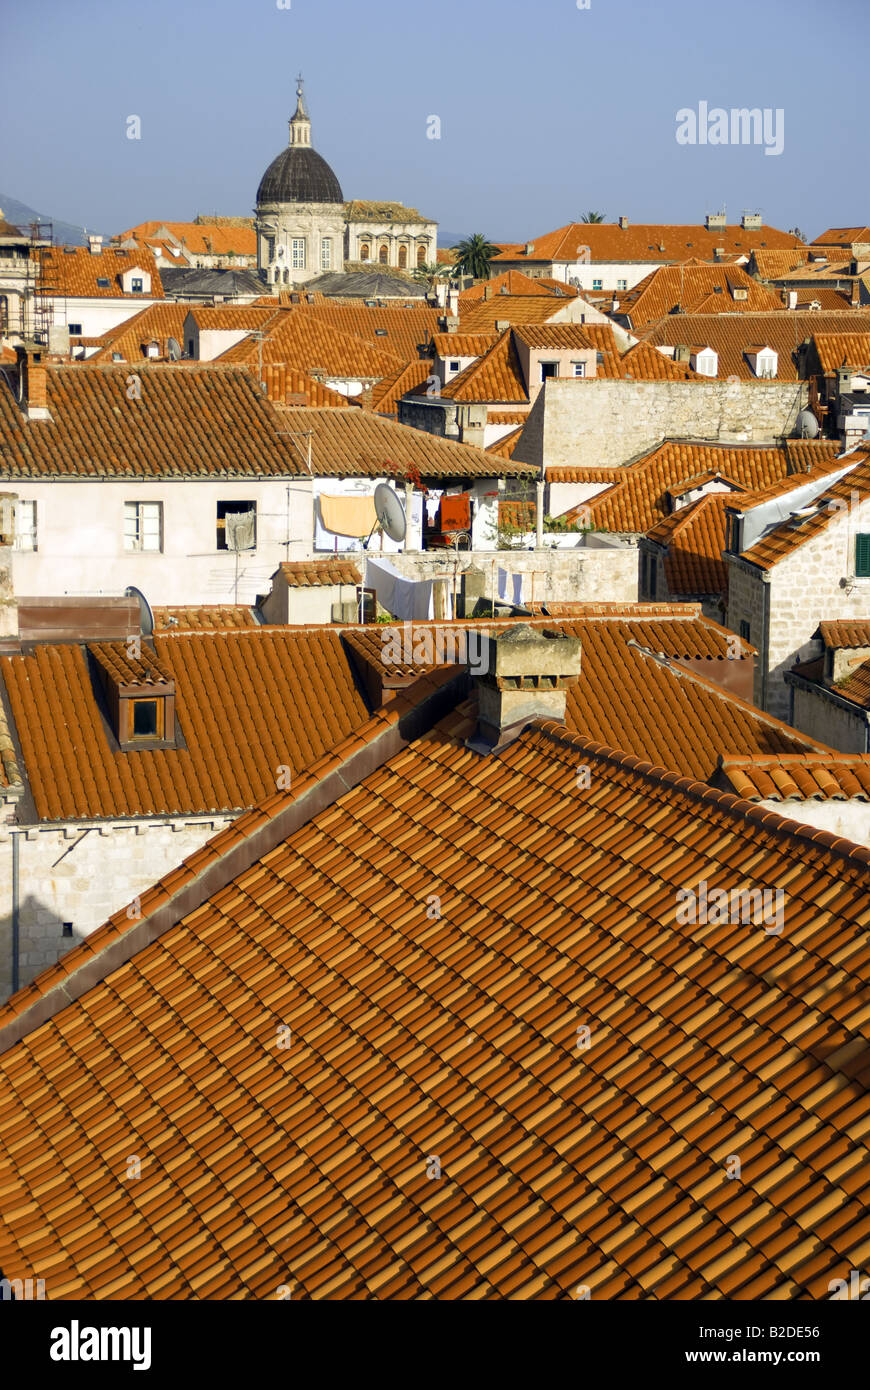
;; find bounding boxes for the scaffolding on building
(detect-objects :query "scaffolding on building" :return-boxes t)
[23,220,60,345]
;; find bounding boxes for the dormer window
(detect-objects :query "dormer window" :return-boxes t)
[89,641,176,750]
[96,277,111,288]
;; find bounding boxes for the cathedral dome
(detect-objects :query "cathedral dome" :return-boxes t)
[256,146,343,205]
[256,79,344,206]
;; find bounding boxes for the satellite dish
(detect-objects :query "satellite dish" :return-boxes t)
[124,585,154,637]
[796,409,820,439]
[373,483,407,542]
[167,337,182,360]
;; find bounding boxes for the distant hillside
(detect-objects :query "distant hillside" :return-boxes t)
[0,193,106,247]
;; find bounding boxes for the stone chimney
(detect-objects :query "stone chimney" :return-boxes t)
[88,234,103,255]
[483,284,493,300]
[468,625,583,752]
[618,216,629,230]
[15,344,50,420]
[447,287,459,317]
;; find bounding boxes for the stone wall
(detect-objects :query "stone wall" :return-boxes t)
[0,814,236,1000]
[388,542,638,607]
[726,496,870,718]
[790,683,869,753]
[514,378,807,471]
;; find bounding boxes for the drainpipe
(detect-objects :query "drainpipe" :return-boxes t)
[535,479,544,549]
[11,830,19,995]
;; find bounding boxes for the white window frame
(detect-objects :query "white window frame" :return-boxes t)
[124,500,163,553]
[292,239,306,270]
[572,361,586,378]
[15,500,37,551]
[616,279,627,291]
[321,238,332,271]
[592,278,603,291]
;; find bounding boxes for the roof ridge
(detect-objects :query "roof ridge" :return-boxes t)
[528,720,870,866]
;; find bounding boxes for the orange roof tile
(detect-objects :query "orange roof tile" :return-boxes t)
[439,332,528,403]
[738,453,870,570]
[811,333,870,374]
[370,359,433,416]
[493,221,804,265]
[87,303,193,363]
[152,605,259,632]
[259,362,352,407]
[290,301,439,364]
[718,753,870,801]
[216,311,406,379]
[617,265,783,328]
[459,271,578,303]
[278,558,362,587]
[558,441,842,533]
[276,407,536,479]
[646,493,732,597]
[120,220,257,258]
[812,226,870,248]
[640,310,870,380]
[487,425,525,459]
[0,629,372,820]
[819,621,870,649]
[0,363,305,479]
[431,333,500,357]
[0,707,865,1299]
[460,296,571,331]
[36,244,164,300]
[833,658,870,709]
[750,248,816,279]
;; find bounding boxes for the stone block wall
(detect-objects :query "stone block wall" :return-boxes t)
[0,814,237,1001]
[791,684,868,753]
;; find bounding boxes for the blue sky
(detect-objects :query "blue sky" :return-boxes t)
[0,0,863,243]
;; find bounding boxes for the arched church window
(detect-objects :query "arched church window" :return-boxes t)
[417,245,427,267]
[360,242,370,262]
[398,246,408,269]
[379,246,388,265]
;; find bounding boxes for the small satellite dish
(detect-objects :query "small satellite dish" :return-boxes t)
[796,409,820,439]
[373,483,407,542]
[124,585,154,637]
[167,337,182,360]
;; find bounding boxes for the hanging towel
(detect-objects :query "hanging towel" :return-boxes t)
[318,493,377,538]
[425,490,442,526]
[497,567,524,606]
[367,558,434,620]
[225,509,256,551]
[440,492,471,531]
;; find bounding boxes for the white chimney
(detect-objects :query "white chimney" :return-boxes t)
[88,235,103,255]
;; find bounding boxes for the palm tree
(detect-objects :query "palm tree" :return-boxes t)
[452,233,500,280]
[580,212,606,223]
[412,260,453,291]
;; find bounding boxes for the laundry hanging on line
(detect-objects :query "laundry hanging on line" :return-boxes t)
[366,558,434,621]
[318,493,377,538]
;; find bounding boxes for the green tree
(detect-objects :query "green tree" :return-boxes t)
[412,260,453,291]
[452,233,500,279]
[580,211,606,223]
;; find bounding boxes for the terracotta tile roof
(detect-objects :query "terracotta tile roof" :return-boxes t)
[834,658,870,709]
[791,288,856,312]
[640,311,870,380]
[486,409,529,424]
[120,220,257,258]
[217,310,407,380]
[431,333,500,357]
[259,362,352,408]
[459,271,578,303]
[439,332,528,403]
[512,323,598,351]
[290,302,440,364]
[738,453,870,570]
[811,333,870,374]
[344,199,431,222]
[275,407,536,479]
[812,227,870,248]
[88,639,173,688]
[0,705,865,1299]
[187,305,281,331]
[0,699,22,791]
[36,245,164,299]
[646,493,732,597]
[559,441,842,533]
[718,753,870,801]
[493,221,804,265]
[152,605,259,632]
[487,425,525,459]
[460,296,570,331]
[370,359,433,416]
[86,304,192,363]
[616,340,705,381]
[0,364,305,479]
[617,265,783,328]
[721,455,849,508]
[819,621,870,649]
[0,629,372,821]
[278,558,362,587]
[750,249,815,279]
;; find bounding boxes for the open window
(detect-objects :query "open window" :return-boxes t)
[217,500,256,551]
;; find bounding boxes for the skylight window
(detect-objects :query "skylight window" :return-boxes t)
[96,276,111,288]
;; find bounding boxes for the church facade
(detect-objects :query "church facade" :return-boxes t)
[255,81,437,287]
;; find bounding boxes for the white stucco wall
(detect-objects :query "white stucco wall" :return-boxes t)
[46,296,159,338]
[755,798,870,848]
[10,477,314,606]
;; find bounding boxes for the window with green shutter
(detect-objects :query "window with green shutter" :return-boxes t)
[856,534,870,577]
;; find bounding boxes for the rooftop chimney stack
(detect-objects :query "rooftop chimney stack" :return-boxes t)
[468,625,583,752]
[15,344,50,420]
[618,216,629,230]
[88,235,103,255]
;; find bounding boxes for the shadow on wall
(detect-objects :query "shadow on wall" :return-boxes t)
[0,893,80,1004]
